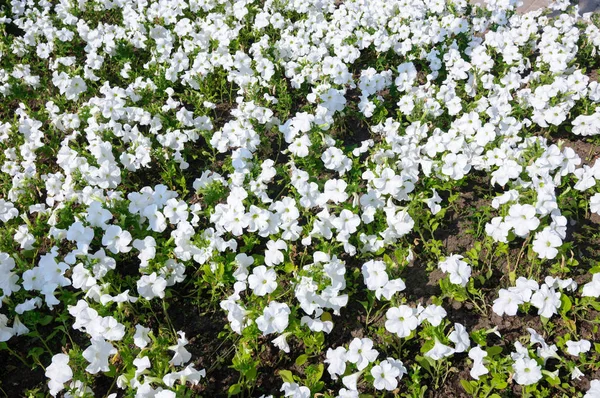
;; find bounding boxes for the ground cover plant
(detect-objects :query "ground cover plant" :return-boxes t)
[1,0,600,396]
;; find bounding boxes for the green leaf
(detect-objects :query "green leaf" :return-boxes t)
[467,280,478,295]
[460,379,474,394]
[543,370,560,387]
[279,370,295,383]
[358,300,369,311]
[486,346,503,357]
[589,266,600,274]
[312,380,325,392]
[383,254,393,267]
[295,354,308,366]
[560,294,572,314]
[246,366,257,381]
[27,346,44,360]
[105,364,117,378]
[589,300,600,311]
[415,355,432,372]
[284,262,296,273]
[228,383,242,396]
[315,363,324,381]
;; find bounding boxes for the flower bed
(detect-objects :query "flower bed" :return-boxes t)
[1,0,600,396]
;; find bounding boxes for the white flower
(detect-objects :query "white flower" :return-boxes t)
[342,372,361,391]
[419,304,447,327]
[590,193,600,215]
[371,360,400,391]
[385,305,419,338]
[86,201,112,228]
[323,179,349,204]
[264,240,287,267]
[325,347,347,380]
[0,253,20,299]
[137,273,167,300]
[486,217,511,243]
[321,147,351,176]
[441,153,471,180]
[82,337,117,374]
[65,76,87,100]
[99,316,125,341]
[281,382,310,398]
[11,316,29,336]
[320,89,346,113]
[143,205,168,232]
[134,325,152,348]
[532,228,562,260]
[362,260,389,291]
[527,328,558,364]
[585,380,600,397]
[439,255,471,287]
[332,209,360,235]
[426,189,442,214]
[512,357,542,386]
[248,265,277,296]
[493,289,523,316]
[395,62,417,92]
[336,388,359,398]
[102,225,132,254]
[346,338,378,371]
[0,199,18,222]
[221,299,249,335]
[256,301,290,335]
[289,134,311,157]
[155,389,176,398]
[448,323,470,353]
[169,332,192,366]
[14,225,35,250]
[425,340,455,361]
[163,198,188,224]
[66,222,94,251]
[506,204,540,238]
[572,366,584,381]
[272,333,290,353]
[565,339,591,356]
[468,346,488,380]
[530,284,561,319]
[375,278,406,301]
[583,273,600,298]
[163,364,205,387]
[46,354,73,396]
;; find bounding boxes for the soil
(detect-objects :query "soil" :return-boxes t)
[0,347,46,396]
[168,299,240,396]
[558,136,600,166]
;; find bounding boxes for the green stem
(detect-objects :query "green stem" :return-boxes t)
[162,299,178,339]
[103,368,120,398]
[6,346,31,368]
[33,325,54,357]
